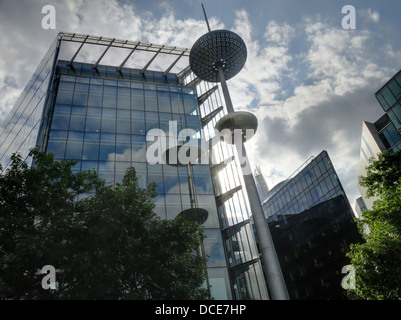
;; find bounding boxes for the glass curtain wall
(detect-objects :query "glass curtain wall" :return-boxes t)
[44,56,231,299]
[0,36,60,169]
[262,151,362,299]
[180,70,269,300]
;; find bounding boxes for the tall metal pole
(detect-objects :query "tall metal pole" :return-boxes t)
[219,66,289,300]
[189,6,289,299]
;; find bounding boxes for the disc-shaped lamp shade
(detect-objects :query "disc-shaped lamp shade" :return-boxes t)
[189,30,247,83]
[215,111,258,143]
[179,208,209,225]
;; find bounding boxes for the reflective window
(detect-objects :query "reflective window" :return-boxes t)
[56,82,74,105]
[65,131,84,160]
[204,229,226,267]
[85,107,101,132]
[46,130,67,159]
[72,83,89,105]
[148,164,164,194]
[69,105,87,131]
[144,89,157,112]
[52,104,71,130]
[88,84,103,107]
[116,134,130,162]
[116,109,130,134]
[131,88,144,111]
[157,90,171,113]
[101,108,116,133]
[131,111,145,135]
[381,86,397,109]
[99,132,115,161]
[117,87,130,109]
[103,85,117,108]
[131,135,146,162]
[82,132,100,161]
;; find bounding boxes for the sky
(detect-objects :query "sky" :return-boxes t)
[1,0,401,212]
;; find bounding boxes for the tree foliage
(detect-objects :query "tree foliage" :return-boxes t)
[348,150,401,300]
[0,149,210,299]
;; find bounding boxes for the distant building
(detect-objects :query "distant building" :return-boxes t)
[356,69,401,215]
[261,151,362,299]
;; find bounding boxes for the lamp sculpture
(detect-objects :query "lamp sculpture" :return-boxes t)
[189,4,289,300]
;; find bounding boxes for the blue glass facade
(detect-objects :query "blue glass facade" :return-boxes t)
[0,33,269,300]
[376,69,401,131]
[0,37,59,169]
[262,151,362,299]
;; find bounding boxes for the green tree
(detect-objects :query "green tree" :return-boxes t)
[0,149,210,299]
[348,150,401,300]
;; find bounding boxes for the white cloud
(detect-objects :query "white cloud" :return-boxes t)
[367,9,380,23]
[0,1,398,211]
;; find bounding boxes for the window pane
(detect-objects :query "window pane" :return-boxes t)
[82,132,100,161]
[163,165,180,194]
[116,134,131,161]
[148,164,164,194]
[69,105,87,131]
[144,89,158,112]
[376,92,390,111]
[131,135,147,162]
[195,195,219,228]
[192,165,214,194]
[103,85,117,108]
[56,82,74,104]
[72,83,89,105]
[115,161,131,184]
[81,160,98,173]
[159,112,172,134]
[99,133,115,161]
[65,131,84,160]
[183,93,198,115]
[85,107,101,132]
[131,88,144,111]
[145,111,159,134]
[51,104,70,130]
[46,130,67,159]
[165,194,182,219]
[381,86,397,108]
[389,79,401,102]
[132,110,145,135]
[101,108,116,133]
[88,84,103,107]
[388,108,401,130]
[116,109,130,134]
[390,104,401,130]
[98,161,115,185]
[157,90,171,113]
[170,92,183,114]
[117,87,130,109]
[204,229,227,267]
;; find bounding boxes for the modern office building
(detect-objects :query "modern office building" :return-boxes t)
[356,69,401,215]
[261,151,362,299]
[0,32,269,300]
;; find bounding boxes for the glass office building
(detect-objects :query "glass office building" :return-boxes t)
[375,69,401,131]
[261,151,362,299]
[356,69,401,215]
[0,33,268,300]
